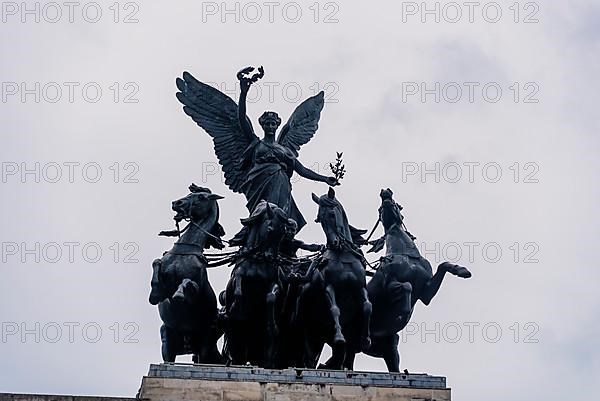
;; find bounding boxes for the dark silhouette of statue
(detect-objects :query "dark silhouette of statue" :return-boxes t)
[147,67,475,372]
[364,188,472,372]
[149,184,225,364]
[176,66,337,231]
[222,200,289,368]
[293,188,372,370]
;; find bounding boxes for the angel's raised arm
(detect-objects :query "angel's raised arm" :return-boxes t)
[237,66,263,141]
[238,83,254,140]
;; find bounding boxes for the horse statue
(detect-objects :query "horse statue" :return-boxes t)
[149,184,226,363]
[222,200,289,367]
[365,188,472,372]
[294,187,372,370]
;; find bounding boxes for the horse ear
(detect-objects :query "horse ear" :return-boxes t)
[207,193,224,200]
[311,193,320,204]
[189,183,211,193]
[328,187,335,199]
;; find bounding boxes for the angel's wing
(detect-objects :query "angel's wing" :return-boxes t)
[176,71,257,193]
[277,91,325,156]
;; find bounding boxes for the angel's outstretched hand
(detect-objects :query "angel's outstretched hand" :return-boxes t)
[325,176,340,187]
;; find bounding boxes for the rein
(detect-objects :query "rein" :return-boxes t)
[170,197,232,245]
[164,202,379,271]
[365,217,381,243]
[187,219,232,246]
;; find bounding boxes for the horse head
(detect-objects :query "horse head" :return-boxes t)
[150,185,225,305]
[379,188,404,232]
[240,200,288,253]
[312,187,366,250]
[171,183,226,249]
[374,188,419,256]
[172,183,223,222]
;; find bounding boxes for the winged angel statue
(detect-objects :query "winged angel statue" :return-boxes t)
[176,66,338,231]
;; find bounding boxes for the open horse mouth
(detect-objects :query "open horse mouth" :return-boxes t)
[172,200,189,222]
[173,211,186,222]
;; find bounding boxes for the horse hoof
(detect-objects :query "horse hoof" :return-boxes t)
[453,265,472,278]
[443,263,472,278]
[333,334,346,345]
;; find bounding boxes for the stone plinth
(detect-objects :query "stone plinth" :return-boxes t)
[0,394,133,401]
[138,364,451,401]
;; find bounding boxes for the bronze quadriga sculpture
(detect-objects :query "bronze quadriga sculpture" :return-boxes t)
[149,67,472,372]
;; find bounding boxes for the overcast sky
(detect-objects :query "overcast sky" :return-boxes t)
[0,1,598,400]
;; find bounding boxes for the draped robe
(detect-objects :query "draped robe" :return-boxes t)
[239,139,307,231]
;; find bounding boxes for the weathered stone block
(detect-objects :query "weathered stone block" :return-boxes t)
[137,364,451,401]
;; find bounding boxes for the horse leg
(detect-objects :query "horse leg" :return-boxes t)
[294,267,323,321]
[344,351,356,371]
[226,322,246,365]
[265,282,280,368]
[385,280,414,333]
[191,332,209,365]
[294,282,309,323]
[324,284,346,369]
[324,284,345,345]
[389,280,413,315]
[160,325,177,362]
[172,278,199,304]
[382,334,400,373]
[305,335,325,369]
[443,261,472,278]
[359,287,372,351]
[421,262,471,305]
[319,345,355,370]
[172,280,187,303]
[229,274,243,314]
[266,282,280,335]
[420,263,449,305]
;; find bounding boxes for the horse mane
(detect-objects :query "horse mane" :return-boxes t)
[229,226,247,247]
[349,225,368,246]
[189,183,211,193]
[205,211,225,250]
[189,183,226,250]
[316,193,366,247]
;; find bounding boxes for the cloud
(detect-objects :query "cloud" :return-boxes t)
[0,0,598,399]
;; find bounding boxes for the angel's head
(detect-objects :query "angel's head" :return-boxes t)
[259,111,281,135]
